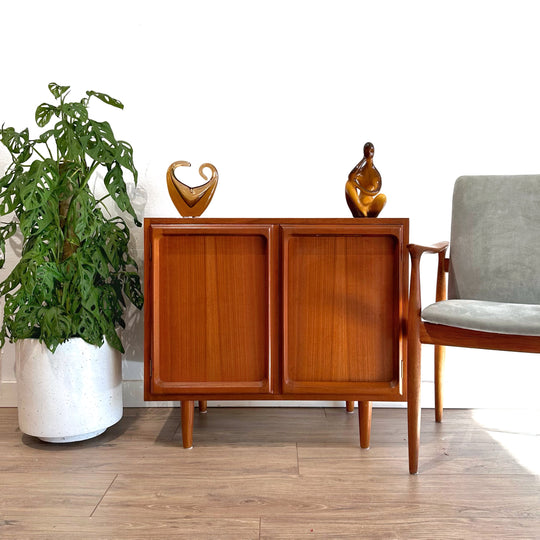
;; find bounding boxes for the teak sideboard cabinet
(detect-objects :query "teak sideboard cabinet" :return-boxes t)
[144,218,408,449]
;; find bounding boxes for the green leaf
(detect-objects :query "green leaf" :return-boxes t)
[53,120,82,161]
[80,120,117,163]
[116,141,137,179]
[0,221,17,269]
[0,221,17,241]
[10,304,41,340]
[74,309,103,346]
[35,103,58,127]
[0,170,13,189]
[76,254,98,299]
[61,102,88,123]
[99,218,130,270]
[86,90,124,110]
[34,262,64,302]
[48,83,70,100]
[19,203,55,238]
[103,163,140,225]
[0,263,23,297]
[0,171,21,215]
[88,245,110,278]
[0,126,29,155]
[38,129,57,144]
[21,225,62,264]
[19,159,59,210]
[81,286,100,315]
[38,306,72,351]
[18,257,38,296]
[103,322,124,353]
[71,191,99,242]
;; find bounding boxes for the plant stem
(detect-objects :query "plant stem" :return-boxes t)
[32,146,48,162]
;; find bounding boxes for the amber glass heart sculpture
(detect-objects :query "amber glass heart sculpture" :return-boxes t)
[166,161,219,217]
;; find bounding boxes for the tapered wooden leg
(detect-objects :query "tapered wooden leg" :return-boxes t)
[434,345,446,423]
[407,338,422,474]
[181,400,194,449]
[359,401,372,449]
[345,400,355,413]
[199,400,208,413]
[407,249,425,474]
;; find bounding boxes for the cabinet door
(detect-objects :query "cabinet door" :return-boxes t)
[147,224,277,396]
[282,224,407,398]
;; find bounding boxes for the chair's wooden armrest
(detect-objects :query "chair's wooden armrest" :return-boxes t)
[408,241,450,322]
[407,241,449,258]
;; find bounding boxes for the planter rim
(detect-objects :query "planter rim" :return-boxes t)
[16,337,115,350]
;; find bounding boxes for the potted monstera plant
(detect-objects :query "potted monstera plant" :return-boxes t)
[0,83,143,442]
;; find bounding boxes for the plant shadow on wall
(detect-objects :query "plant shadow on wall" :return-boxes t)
[118,181,147,368]
[0,82,144,442]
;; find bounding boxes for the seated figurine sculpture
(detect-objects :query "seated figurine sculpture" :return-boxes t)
[345,142,386,218]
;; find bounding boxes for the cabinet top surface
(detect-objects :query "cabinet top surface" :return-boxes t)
[145,217,408,225]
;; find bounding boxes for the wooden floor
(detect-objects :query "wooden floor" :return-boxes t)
[0,406,539,539]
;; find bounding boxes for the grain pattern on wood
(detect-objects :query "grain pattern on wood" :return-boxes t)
[0,472,117,516]
[282,226,403,393]
[421,322,540,353]
[93,471,540,520]
[181,400,194,448]
[150,225,274,395]
[1,407,537,540]
[260,517,540,540]
[0,517,259,539]
[359,401,372,448]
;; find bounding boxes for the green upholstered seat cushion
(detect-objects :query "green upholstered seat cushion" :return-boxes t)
[422,299,540,336]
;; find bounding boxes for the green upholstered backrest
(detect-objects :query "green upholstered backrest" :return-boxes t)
[448,175,540,304]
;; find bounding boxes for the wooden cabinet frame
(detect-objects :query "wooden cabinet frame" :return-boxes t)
[144,218,408,449]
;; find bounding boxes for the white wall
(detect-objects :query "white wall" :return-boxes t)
[1,0,539,408]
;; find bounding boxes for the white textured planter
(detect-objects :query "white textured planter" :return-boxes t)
[15,338,123,443]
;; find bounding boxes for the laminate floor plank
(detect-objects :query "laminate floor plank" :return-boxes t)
[298,438,540,475]
[0,516,260,539]
[0,440,299,475]
[92,472,539,520]
[259,516,540,539]
[187,406,328,446]
[0,472,117,517]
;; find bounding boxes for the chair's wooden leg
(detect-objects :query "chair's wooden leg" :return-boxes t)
[359,401,372,449]
[407,339,422,474]
[345,400,355,413]
[198,400,208,413]
[181,400,194,449]
[434,345,446,423]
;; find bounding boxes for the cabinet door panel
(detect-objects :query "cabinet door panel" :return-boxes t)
[149,225,276,395]
[282,225,406,396]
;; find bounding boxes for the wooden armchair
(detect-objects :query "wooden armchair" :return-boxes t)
[407,175,540,474]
